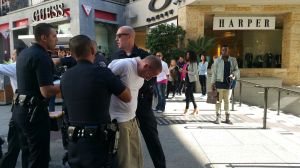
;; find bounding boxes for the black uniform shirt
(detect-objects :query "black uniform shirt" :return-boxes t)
[60,53,107,69]
[16,43,54,98]
[60,56,77,68]
[61,60,126,125]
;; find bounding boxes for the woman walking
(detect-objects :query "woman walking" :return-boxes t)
[183,50,199,115]
[198,53,208,98]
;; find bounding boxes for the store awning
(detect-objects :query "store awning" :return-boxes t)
[18,34,73,47]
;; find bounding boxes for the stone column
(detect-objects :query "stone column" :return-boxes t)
[178,6,206,93]
[178,6,205,45]
[282,12,300,85]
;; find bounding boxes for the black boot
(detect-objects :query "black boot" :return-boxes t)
[225,114,233,124]
[214,114,220,124]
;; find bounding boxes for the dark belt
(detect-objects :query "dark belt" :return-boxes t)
[67,123,117,141]
[14,94,32,106]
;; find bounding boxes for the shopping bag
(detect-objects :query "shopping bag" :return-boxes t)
[206,90,218,104]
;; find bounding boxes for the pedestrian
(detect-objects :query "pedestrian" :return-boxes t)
[176,56,185,95]
[108,55,162,168]
[60,35,131,167]
[0,40,28,168]
[154,52,169,113]
[211,44,240,124]
[183,50,198,115]
[198,52,208,98]
[13,23,60,168]
[166,59,180,99]
[112,25,166,168]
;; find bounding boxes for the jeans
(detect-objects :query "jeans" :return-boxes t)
[48,96,56,112]
[156,83,167,111]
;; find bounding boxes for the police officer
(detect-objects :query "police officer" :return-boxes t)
[61,35,131,167]
[0,40,28,168]
[112,26,166,168]
[13,23,60,168]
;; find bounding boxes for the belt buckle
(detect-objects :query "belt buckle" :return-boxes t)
[67,126,76,139]
[19,95,27,104]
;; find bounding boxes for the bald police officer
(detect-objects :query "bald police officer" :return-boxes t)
[61,35,131,167]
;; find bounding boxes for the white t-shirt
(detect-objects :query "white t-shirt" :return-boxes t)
[108,57,144,123]
[156,60,169,82]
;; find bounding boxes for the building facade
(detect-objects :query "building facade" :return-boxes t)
[126,0,300,85]
[0,0,127,59]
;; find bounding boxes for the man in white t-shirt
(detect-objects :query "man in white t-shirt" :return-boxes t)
[108,55,162,168]
[154,52,169,113]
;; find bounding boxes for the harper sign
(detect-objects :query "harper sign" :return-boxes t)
[32,3,65,22]
[213,16,275,30]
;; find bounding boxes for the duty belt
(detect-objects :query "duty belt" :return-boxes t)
[67,123,118,141]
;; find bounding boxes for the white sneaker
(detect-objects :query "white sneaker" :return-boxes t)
[157,110,164,113]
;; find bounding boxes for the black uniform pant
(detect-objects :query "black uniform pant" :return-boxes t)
[68,138,109,168]
[0,118,29,168]
[136,99,166,168]
[12,105,50,168]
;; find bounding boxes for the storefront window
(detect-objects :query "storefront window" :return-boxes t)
[95,23,118,59]
[1,0,28,15]
[205,15,283,68]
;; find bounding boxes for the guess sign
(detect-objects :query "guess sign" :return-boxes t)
[32,3,65,22]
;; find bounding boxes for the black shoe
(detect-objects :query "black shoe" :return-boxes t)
[225,119,233,125]
[62,152,68,166]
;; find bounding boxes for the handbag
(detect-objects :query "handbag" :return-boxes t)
[206,90,218,104]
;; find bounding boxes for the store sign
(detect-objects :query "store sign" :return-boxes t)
[32,3,65,22]
[82,4,92,16]
[148,0,172,12]
[213,17,275,30]
[146,9,174,23]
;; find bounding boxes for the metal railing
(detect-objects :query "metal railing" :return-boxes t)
[232,79,300,129]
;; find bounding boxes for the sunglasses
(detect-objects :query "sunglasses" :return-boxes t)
[116,33,129,38]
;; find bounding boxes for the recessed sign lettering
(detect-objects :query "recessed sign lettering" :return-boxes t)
[32,3,65,22]
[213,16,275,30]
[148,0,172,12]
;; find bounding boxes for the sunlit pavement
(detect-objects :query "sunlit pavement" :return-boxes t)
[1,93,300,168]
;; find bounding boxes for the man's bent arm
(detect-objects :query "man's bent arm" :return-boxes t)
[117,87,131,103]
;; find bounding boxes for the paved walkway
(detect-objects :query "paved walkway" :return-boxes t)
[1,93,300,168]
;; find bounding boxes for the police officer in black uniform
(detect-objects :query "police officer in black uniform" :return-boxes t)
[0,40,28,168]
[112,26,166,168]
[13,23,60,168]
[61,35,131,168]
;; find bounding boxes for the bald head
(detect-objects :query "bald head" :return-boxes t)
[119,26,135,38]
[116,26,136,53]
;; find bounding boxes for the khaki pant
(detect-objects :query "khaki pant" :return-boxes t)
[215,89,232,116]
[116,118,143,168]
